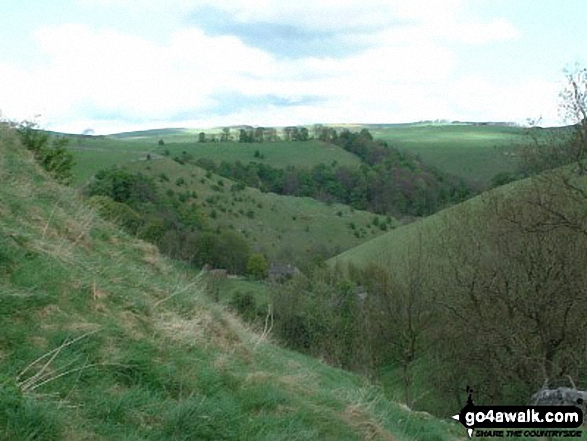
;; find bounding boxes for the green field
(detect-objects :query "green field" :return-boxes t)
[126,157,392,263]
[339,123,527,188]
[69,136,362,185]
[154,140,362,169]
[0,123,466,440]
[67,136,157,184]
[68,123,535,190]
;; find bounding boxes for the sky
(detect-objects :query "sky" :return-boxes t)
[0,0,586,134]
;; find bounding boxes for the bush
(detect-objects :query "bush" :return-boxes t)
[16,121,74,184]
[229,290,258,322]
[86,168,157,206]
[247,253,268,280]
[87,195,142,234]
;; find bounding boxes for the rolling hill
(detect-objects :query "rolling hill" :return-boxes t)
[68,136,362,186]
[0,124,465,439]
[349,123,526,188]
[124,156,392,264]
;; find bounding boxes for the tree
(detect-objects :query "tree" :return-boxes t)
[299,127,309,141]
[247,253,268,280]
[431,186,587,405]
[283,127,293,141]
[85,168,157,206]
[254,127,264,143]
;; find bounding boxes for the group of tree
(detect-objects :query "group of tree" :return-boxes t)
[192,129,472,217]
[270,67,587,416]
[84,167,265,276]
[14,121,75,184]
[196,126,313,143]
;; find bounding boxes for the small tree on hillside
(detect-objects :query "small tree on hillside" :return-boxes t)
[16,121,74,184]
[247,253,268,280]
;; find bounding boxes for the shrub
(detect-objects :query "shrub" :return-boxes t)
[86,168,157,206]
[87,195,142,234]
[247,253,268,280]
[16,121,74,184]
[229,290,258,322]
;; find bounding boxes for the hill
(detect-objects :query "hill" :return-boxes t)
[66,122,533,192]
[124,156,392,264]
[328,159,587,413]
[68,136,362,185]
[330,166,551,271]
[152,139,362,169]
[0,123,464,439]
[353,123,526,188]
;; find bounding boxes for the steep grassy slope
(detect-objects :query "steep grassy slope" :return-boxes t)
[125,157,392,263]
[330,175,527,270]
[0,124,461,439]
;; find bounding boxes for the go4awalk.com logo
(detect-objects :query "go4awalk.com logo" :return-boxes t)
[452,387,583,438]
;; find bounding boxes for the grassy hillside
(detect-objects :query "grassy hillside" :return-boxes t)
[330,174,531,270]
[124,157,392,263]
[67,136,157,184]
[364,123,524,188]
[68,135,361,186]
[68,123,530,190]
[154,140,361,169]
[0,123,465,440]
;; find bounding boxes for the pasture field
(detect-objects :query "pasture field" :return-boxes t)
[68,123,542,189]
[152,139,362,169]
[365,123,525,188]
[68,135,361,185]
[0,125,463,440]
[126,157,393,263]
[67,136,158,184]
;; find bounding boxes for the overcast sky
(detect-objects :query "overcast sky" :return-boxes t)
[1,0,585,134]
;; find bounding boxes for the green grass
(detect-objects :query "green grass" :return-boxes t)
[68,134,361,186]
[330,172,531,271]
[68,123,535,189]
[126,157,392,263]
[335,123,526,188]
[67,136,157,184]
[155,139,361,168]
[0,122,465,440]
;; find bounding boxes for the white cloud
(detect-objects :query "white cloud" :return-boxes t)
[0,1,558,134]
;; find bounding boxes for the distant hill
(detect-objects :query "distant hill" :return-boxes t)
[97,122,535,189]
